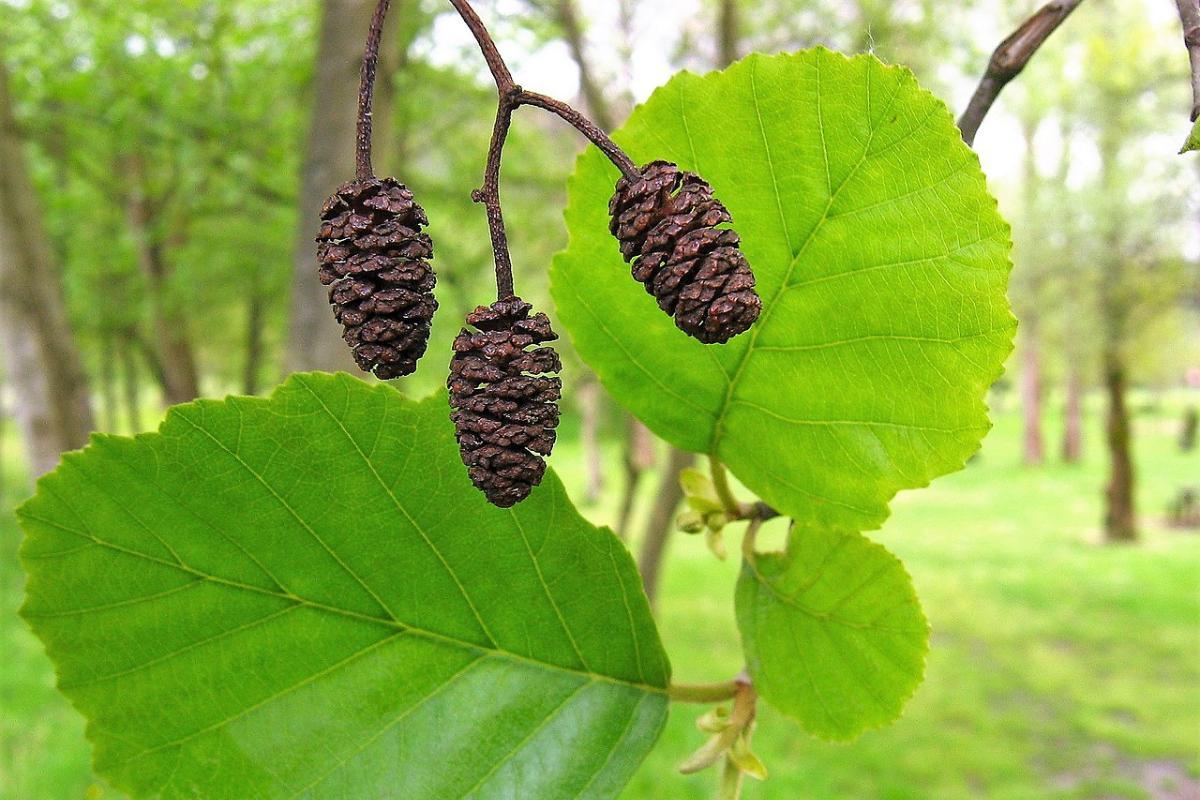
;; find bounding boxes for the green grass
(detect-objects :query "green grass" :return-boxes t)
[1,391,1198,799]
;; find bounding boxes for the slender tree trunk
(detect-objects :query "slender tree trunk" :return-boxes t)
[125,159,201,404]
[638,447,695,606]
[1019,323,1045,465]
[0,381,6,496]
[1062,368,1084,463]
[577,376,605,504]
[119,332,143,433]
[1102,350,1137,542]
[0,58,95,477]
[552,0,616,130]
[1182,406,1198,452]
[616,415,656,537]
[286,0,376,375]
[244,291,264,396]
[99,332,118,431]
[128,328,167,405]
[717,0,741,68]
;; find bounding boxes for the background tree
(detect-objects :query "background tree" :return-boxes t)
[0,54,94,477]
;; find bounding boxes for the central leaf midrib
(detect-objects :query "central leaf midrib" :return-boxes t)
[707,58,900,457]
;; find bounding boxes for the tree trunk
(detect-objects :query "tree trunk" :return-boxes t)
[1062,368,1084,463]
[717,0,741,68]
[1019,324,1044,465]
[552,0,616,130]
[638,448,695,606]
[125,159,201,405]
[244,272,264,396]
[0,380,6,495]
[119,332,143,433]
[1102,351,1137,542]
[577,376,605,505]
[99,332,118,432]
[616,415,656,537]
[1181,407,1197,453]
[286,0,376,375]
[0,58,95,478]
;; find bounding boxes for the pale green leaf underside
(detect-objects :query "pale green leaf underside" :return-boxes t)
[19,373,669,800]
[551,49,1014,530]
[736,526,929,740]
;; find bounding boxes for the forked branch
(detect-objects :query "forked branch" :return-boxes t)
[446,0,636,299]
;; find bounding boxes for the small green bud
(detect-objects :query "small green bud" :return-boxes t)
[676,510,706,534]
[697,706,731,733]
[704,511,728,532]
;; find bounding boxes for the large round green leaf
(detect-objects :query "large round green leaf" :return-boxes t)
[736,526,929,740]
[19,373,669,799]
[551,49,1014,530]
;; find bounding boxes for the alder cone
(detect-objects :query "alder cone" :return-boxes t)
[448,297,562,508]
[609,161,761,344]
[316,177,437,379]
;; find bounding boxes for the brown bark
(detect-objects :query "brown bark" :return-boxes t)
[0,58,95,477]
[1019,326,1045,465]
[1062,369,1084,463]
[617,415,656,537]
[638,447,695,606]
[286,0,377,375]
[1102,352,1137,542]
[957,0,1084,146]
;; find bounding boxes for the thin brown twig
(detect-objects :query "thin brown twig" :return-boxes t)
[447,0,637,299]
[957,0,1085,146]
[356,0,392,179]
[1175,0,1200,122]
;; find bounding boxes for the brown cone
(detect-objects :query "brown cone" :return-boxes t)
[448,297,562,508]
[609,161,761,344]
[316,176,437,379]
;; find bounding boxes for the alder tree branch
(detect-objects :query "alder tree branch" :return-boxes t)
[447,0,637,299]
[1176,0,1200,122]
[669,679,742,703]
[957,0,1085,146]
[356,0,391,179]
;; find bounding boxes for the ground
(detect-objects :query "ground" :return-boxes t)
[1,391,1197,799]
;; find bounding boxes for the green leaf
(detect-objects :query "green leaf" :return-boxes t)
[19,373,669,800]
[1179,116,1200,154]
[735,525,928,740]
[551,49,1014,530]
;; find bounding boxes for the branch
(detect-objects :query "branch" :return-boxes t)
[356,0,391,179]
[447,0,638,299]
[668,679,742,703]
[957,0,1085,146]
[1176,0,1200,122]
